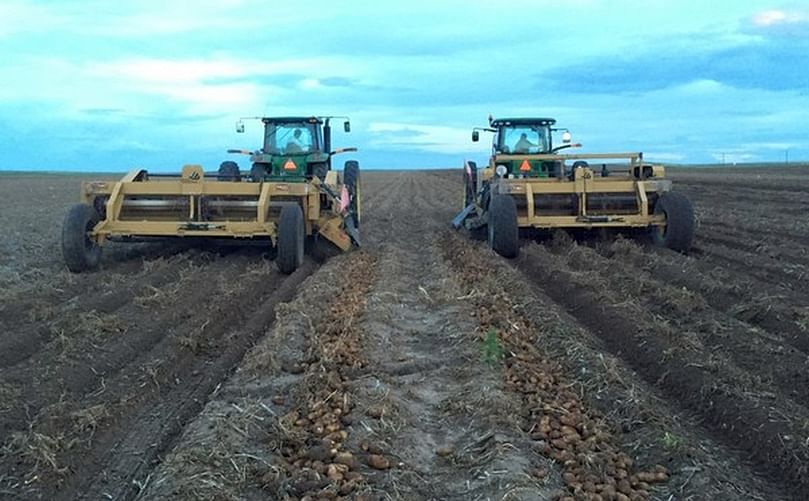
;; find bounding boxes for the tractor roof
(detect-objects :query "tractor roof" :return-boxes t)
[491,117,556,127]
[261,116,323,125]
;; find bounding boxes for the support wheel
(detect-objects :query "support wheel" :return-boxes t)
[218,161,240,181]
[652,192,694,252]
[488,194,519,258]
[62,203,102,272]
[344,160,361,228]
[276,204,305,274]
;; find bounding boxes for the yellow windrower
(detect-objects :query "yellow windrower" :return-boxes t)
[61,164,360,275]
[456,117,695,258]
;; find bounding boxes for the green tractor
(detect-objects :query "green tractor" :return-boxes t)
[226,116,357,184]
[60,115,361,276]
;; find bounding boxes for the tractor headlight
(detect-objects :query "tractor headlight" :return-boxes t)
[495,165,508,177]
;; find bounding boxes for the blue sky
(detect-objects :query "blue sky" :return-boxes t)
[1,0,807,171]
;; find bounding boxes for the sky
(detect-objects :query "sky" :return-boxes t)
[0,0,807,171]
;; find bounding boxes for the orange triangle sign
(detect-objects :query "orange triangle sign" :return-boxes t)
[283,158,296,170]
[519,160,531,171]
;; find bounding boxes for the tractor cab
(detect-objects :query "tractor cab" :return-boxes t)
[473,117,574,179]
[493,118,553,155]
[230,116,354,182]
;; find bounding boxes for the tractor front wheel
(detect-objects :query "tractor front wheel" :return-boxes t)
[652,192,695,252]
[62,203,102,272]
[250,163,269,182]
[488,194,519,258]
[344,160,361,228]
[276,204,305,274]
[218,161,240,181]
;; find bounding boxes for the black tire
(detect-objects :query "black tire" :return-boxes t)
[251,163,269,182]
[311,162,329,181]
[344,160,361,228]
[62,203,102,272]
[218,161,240,181]
[488,194,519,258]
[463,161,478,208]
[276,204,305,274]
[651,192,695,252]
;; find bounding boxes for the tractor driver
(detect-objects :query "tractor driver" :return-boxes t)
[286,129,305,153]
[514,133,537,153]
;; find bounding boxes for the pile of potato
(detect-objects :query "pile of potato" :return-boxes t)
[269,254,385,500]
[451,243,668,501]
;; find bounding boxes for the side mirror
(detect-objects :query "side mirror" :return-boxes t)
[236,120,245,133]
[562,131,572,144]
[344,121,351,133]
[472,130,479,142]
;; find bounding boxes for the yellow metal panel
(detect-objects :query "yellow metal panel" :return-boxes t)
[638,183,649,216]
[257,183,271,224]
[525,183,535,221]
[318,216,352,251]
[501,179,641,194]
[95,220,275,238]
[516,214,664,229]
[307,192,320,221]
[496,152,642,162]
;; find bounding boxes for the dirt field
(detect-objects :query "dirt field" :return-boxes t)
[1,166,808,500]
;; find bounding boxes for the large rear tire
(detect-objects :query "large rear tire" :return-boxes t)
[488,194,519,258]
[276,204,305,274]
[652,192,694,252]
[62,203,102,272]
[344,160,361,228]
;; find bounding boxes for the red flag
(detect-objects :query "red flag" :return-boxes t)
[340,184,350,212]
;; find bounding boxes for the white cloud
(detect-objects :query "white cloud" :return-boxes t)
[368,122,473,154]
[88,59,254,84]
[751,9,806,27]
[676,79,725,94]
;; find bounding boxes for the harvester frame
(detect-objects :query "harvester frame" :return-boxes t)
[62,116,360,275]
[454,116,694,258]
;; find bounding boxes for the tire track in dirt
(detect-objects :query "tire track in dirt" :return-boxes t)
[0,243,199,369]
[442,231,790,500]
[0,249,312,500]
[617,243,809,357]
[513,241,809,499]
[564,238,809,411]
[66,261,317,501]
[0,252,238,435]
[134,251,378,501]
[692,242,809,294]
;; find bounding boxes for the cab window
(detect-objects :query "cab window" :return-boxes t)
[264,123,319,154]
[497,126,548,154]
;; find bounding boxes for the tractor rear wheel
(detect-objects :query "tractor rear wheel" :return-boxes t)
[218,161,240,181]
[344,160,361,228]
[62,203,102,272]
[488,194,519,258]
[652,192,695,252]
[276,204,305,274]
